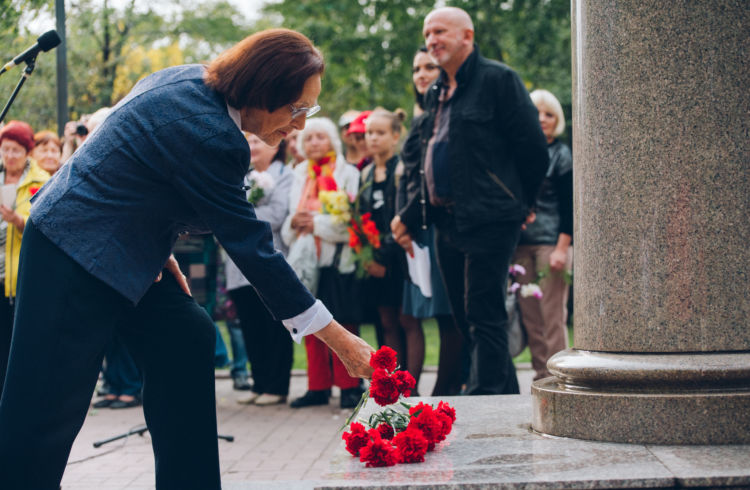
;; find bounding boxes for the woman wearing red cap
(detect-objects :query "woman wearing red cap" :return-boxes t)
[346,110,372,170]
[0,120,50,393]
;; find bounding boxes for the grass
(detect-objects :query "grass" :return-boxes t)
[218,319,574,371]
[291,319,440,370]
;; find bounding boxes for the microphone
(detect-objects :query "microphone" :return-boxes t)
[1,30,61,75]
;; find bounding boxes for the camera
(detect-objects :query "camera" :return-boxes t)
[75,123,89,137]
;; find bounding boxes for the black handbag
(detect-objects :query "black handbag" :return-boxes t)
[316,243,363,324]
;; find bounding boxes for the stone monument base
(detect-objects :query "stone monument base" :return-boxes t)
[532,350,750,444]
[309,395,750,489]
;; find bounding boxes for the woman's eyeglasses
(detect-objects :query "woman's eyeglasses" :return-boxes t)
[289,103,321,119]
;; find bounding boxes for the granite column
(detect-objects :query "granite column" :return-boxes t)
[532,0,750,444]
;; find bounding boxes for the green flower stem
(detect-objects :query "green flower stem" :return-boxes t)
[340,389,370,431]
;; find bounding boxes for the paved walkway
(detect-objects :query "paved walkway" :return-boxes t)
[61,366,534,489]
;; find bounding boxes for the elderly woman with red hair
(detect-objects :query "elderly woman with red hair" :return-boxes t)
[0,120,50,394]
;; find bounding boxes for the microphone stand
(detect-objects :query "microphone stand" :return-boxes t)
[93,424,234,448]
[0,55,36,124]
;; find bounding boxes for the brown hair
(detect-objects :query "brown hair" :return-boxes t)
[33,130,62,150]
[367,107,407,135]
[204,29,324,112]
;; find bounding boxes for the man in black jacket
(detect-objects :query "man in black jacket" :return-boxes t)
[392,7,549,395]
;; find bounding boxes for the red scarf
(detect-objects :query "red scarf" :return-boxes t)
[298,152,338,258]
[300,151,338,213]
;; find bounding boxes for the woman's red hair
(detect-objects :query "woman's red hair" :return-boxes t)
[205,29,324,112]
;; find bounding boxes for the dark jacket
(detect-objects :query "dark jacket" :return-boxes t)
[520,139,573,245]
[398,46,549,235]
[359,155,403,267]
[30,64,315,320]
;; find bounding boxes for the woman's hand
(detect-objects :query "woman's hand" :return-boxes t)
[521,211,536,231]
[0,206,24,231]
[314,320,374,379]
[291,211,314,234]
[155,255,192,296]
[390,215,413,257]
[63,121,78,145]
[365,261,386,278]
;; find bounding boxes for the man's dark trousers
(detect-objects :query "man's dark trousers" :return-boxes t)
[0,219,221,489]
[435,212,521,395]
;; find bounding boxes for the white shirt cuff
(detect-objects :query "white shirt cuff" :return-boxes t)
[282,299,333,343]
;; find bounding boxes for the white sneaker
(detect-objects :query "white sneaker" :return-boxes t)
[254,393,286,406]
[237,392,261,405]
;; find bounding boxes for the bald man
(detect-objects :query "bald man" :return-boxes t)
[392,7,549,395]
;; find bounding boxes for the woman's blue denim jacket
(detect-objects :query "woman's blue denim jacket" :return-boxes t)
[31,64,315,320]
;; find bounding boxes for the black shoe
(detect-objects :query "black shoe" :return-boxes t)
[110,396,142,409]
[340,386,365,409]
[92,397,116,409]
[290,389,329,408]
[232,374,253,391]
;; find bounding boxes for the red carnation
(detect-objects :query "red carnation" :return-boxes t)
[370,368,400,406]
[375,423,395,440]
[359,429,400,467]
[436,401,456,423]
[361,215,381,247]
[312,164,322,176]
[348,228,362,253]
[370,346,398,371]
[393,370,416,397]
[408,401,430,417]
[392,427,428,464]
[408,403,441,451]
[342,422,369,457]
[363,220,378,234]
[435,411,453,440]
[317,175,338,191]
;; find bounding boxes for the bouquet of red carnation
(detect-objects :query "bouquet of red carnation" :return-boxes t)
[341,346,457,467]
[346,182,382,278]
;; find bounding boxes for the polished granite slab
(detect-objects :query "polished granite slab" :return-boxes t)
[648,445,750,488]
[314,395,750,489]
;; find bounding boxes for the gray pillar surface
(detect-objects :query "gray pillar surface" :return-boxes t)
[532,0,750,444]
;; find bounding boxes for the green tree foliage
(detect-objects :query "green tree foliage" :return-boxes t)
[263,0,571,137]
[64,0,166,112]
[1,0,570,138]
[0,0,249,132]
[263,0,433,121]
[0,1,58,129]
[465,0,572,139]
[0,0,48,39]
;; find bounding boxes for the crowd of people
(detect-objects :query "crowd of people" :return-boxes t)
[0,6,574,410]
[213,7,573,405]
[0,7,573,488]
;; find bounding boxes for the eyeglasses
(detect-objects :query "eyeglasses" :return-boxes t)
[0,145,26,157]
[289,103,321,119]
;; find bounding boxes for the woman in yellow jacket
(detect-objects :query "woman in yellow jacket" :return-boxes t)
[0,120,50,393]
